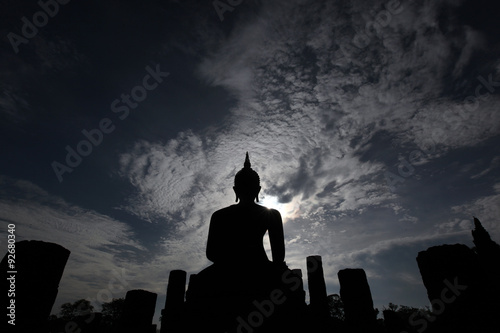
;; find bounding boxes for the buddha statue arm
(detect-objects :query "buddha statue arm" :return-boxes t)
[206,213,221,263]
[268,209,285,263]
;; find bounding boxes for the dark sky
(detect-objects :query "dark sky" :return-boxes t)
[1,0,500,326]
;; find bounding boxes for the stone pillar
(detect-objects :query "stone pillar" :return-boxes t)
[338,268,376,330]
[185,273,198,303]
[117,289,158,333]
[306,255,329,317]
[2,240,70,333]
[160,270,186,333]
[471,218,500,330]
[416,244,476,305]
[416,244,478,332]
[291,268,306,303]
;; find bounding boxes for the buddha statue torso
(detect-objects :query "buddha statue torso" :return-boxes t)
[207,203,282,267]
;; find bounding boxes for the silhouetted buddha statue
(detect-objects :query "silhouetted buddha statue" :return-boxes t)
[206,152,285,269]
[185,154,306,333]
[190,153,287,299]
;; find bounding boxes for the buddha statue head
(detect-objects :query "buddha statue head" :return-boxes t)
[234,152,261,203]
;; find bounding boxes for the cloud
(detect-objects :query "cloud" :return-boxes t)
[117,0,500,252]
[450,184,500,241]
[470,156,500,179]
[0,176,160,311]
[0,34,87,124]
[113,0,500,309]
[118,131,211,223]
[1,0,498,324]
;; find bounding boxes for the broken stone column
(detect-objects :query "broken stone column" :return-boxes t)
[416,244,479,332]
[416,244,476,306]
[471,217,500,258]
[160,270,186,333]
[306,255,329,317]
[291,268,306,303]
[185,273,198,303]
[2,240,70,333]
[471,217,500,330]
[338,268,376,330]
[117,289,158,333]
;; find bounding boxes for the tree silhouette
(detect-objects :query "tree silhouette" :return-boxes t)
[59,299,94,320]
[101,298,124,326]
[327,294,345,321]
[385,302,399,312]
[382,302,432,333]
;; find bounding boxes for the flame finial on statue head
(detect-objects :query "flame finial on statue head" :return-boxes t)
[244,152,251,169]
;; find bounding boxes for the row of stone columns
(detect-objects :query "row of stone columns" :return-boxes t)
[307,255,378,332]
[1,241,378,333]
[159,256,378,332]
